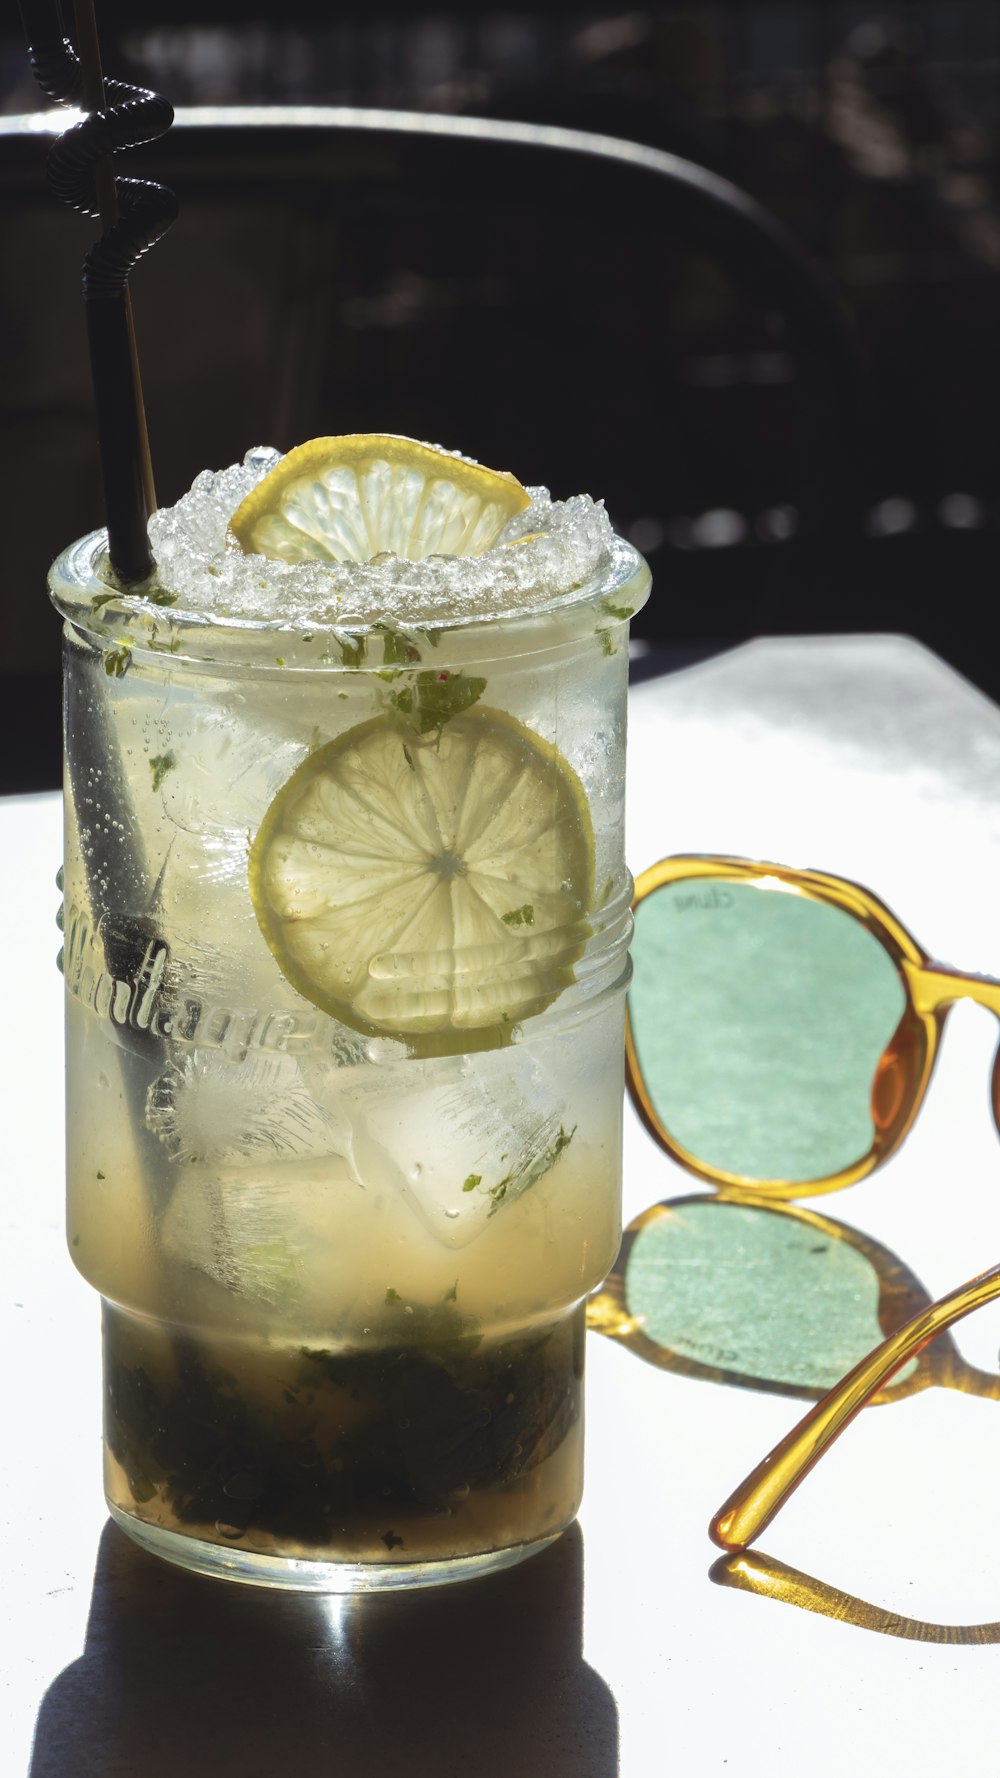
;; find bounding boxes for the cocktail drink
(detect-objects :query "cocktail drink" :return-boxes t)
[51,436,649,1590]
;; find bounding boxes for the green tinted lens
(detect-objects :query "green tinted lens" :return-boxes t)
[624,1199,916,1392]
[629,878,907,1183]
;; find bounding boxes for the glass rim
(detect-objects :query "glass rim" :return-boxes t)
[49,529,651,672]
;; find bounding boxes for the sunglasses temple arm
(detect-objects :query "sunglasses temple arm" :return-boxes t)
[709,1261,1000,1554]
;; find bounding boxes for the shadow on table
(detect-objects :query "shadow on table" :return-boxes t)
[29,1519,617,1778]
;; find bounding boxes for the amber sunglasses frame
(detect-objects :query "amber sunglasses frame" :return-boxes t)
[625,854,1000,1201]
[710,1257,1000,1552]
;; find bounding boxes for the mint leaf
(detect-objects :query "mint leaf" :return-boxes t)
[551,1124,575,1160]
[377,625,421,667]
[389,670,486,736]
[600,598,634,621]
[338,634,367,668]
[94,586,176,611]
[385,1286,402,1305]
[149,751,176,792]
[501,904,534,928]
[461,1124,576,1217]
[103,644,132,678]
[487,1124,576,1218]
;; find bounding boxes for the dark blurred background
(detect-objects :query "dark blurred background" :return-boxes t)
[3,2,1000,790]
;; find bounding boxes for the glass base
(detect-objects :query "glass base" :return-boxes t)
[108,1503,563,1593]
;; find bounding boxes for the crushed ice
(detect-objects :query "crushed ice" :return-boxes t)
[146,444,614,627]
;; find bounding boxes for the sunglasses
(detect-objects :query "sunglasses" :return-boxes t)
[605,853,1000,1559]
[625,854,1000,1197]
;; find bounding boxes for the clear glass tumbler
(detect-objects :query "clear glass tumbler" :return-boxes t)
[51,526,650,1590]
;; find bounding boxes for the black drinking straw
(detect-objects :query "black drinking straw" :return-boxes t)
[20,0,177,583]
[22,1,179,1206]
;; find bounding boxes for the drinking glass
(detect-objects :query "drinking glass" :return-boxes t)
[50,524,649,1591]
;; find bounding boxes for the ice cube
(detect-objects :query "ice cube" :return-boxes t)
[147,1049,355,1167]
[160,1150,361,1307]
[153,1048,368,1306]
[152,699,315,973]
[345,1049,574,1248]
[158,704,302,843]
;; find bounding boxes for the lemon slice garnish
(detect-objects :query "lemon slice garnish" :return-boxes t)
[229,435,531,565]
[249,709,594,1051]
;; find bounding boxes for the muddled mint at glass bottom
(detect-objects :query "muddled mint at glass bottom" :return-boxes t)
[629,880,907,1182]
[624,1200,918,1391]
[103,1300,585,1575]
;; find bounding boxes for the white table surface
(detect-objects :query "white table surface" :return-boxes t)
[5,633,1000,1776]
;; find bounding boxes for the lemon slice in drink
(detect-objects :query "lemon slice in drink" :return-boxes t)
[230,435,531,564]
[249,709,594,1050]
